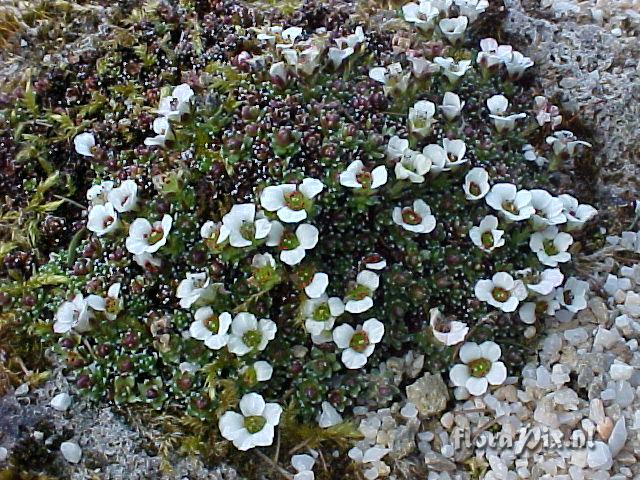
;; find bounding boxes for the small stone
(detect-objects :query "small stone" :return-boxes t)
[609,362,634,381]
[590,399,606,424]
[607,417,627,457]
[0,447,7,462]
[424,451,456,471]
[564,327,589,346]
[400,402,418,419]
[589,298,609,324]
[60,441,82,464]
[597,417,613,441]
[50,393,72,412]
[587,441,613,470]
[440,412,454,429]
[406,373,449,417]
[551,364,571,385]
[15,384,29,396]
[317,401,342,428]
[593,327,621,351]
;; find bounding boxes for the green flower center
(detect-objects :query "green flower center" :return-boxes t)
[492,287,510,303]
[468,358,491,378]
[401,208,422,226]
[349,331,369,352]
[469,182,481,197]
[242,367,258,386]
[501,201,517,214]
[242,329,263,349]
[147,228,164,245]
[254,266,275,285]
[356,171,372,189]
[481,232,494,248]
[284,190,306,211]
[313,303,331,321]
[543,240,558,256]
[239,221,255,241]
[280,231,300,251]
[105,298,119,315]
[244,415,266,434]
[203,314,220,334]
[347,284,370,301]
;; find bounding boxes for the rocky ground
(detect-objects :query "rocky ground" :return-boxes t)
[1,0,639,478]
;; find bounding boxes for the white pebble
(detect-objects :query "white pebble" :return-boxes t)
[50,393,72,412]
[60,441,82,464]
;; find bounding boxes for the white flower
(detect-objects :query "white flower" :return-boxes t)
[402,1,440,32]
[266,222,318,266]
[125,214,172,254]
[455,0,489,22]
[434,57,472,83]
[476,38,512,68]
[533,96,562,129]
[526,268,564,295]
[189,308,232,350]
[394,150,431,183]
[392,199,436,234]
[227,312,277,356]
[305,273,329,299]
[529,189,566,227]
[519,294,561,324]
[429,308,468,346]
[292,454,316,480]
[440,91,465,120]
[523,144,547,167]
[407,54,439,77]
[133,252,161,271]
[339,26,365,48]
[363,254,386,270]
[449,341,507,396]
[439,16,468,44]
[529,226,573,267]
[270,61,288,84]
[485,183,535,222]
[156,83,194,120]
[408,100,436,137]
[333,318,384,369]
[368,63,410,94]
[303,294,344,344]
[144,117,173,147]
[218,392,282,451]
[53,294,103,333]
[221,203,272,248]
[469,215,505,252]
[256,25,282,43]
[559,194,597,230]
[328,46,354,68]
[316,401,343,428]
[103,283,122,321]
[260,178,324,223]
[463,167,490,200]
[503,50,534,79]
[546,130,591,157]
[200,220,230,247]
[86,181,113,205]
[283,45,322,76]
[74,132,96,157]
[176,272,211,309]
[487,94,526,132]
[87,202,119,236]
[422,143,448,173]
[240,361,274,383]
[344,270,379,314]
[443,138,467,168]
[339,161,387,190]
[386,136,409,159]
[107,180,138,213]
[280,26,303,45]
[556,277,588,313]
[474,272,527,312]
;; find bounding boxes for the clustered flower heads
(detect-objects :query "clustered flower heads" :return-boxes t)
[16,0,597,466]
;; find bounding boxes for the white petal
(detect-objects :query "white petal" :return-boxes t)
[281,247,306,265]
[253,361,273,381]
[486,361,507,385]
[305,273,329,298]
[231,312,258,335]
[479,341,501,362]
[362,319,384,344]
[357,270,379,290]
[465,376,489,396]
[299,178,324,199]
[219,411,247,441]
[345,297,373,314]
[296,224,319,249]
[459,342,482,363]
[342,348,368,369]
[239,392,266,417]
[332,324,354,349]
[449,364,470,387]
